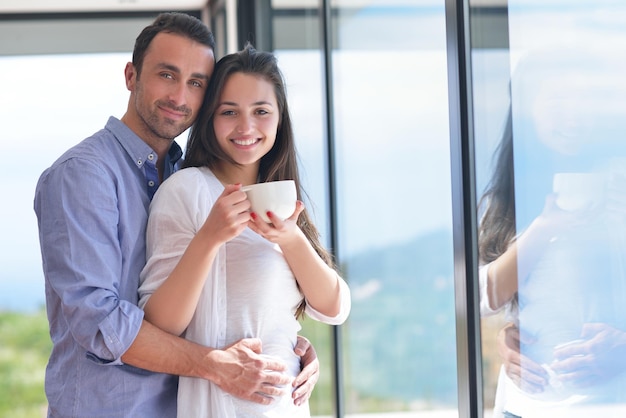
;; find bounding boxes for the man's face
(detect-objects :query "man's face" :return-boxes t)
[126,32,215,143]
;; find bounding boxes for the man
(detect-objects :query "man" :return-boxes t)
[34,12,318,417]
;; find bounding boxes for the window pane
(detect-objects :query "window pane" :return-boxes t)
[2,53,131,311]
[271,3,334,415]
[474,1,626,417]
[332,1,457,415]
[276,47,335,415]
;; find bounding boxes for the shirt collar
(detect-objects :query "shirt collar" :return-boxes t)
[164,141,184,180]
[167,141,183,166]
[105,116,182,174]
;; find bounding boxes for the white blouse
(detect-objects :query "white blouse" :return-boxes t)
[139,167,351,417]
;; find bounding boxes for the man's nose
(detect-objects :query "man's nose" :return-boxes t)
[167,82,187,105]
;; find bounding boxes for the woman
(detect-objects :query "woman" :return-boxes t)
[139,44,351,417]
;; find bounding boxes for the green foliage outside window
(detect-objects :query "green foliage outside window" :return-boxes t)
[0,309,50,418]
[0,310,338,418]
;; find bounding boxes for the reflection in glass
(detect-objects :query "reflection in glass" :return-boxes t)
[475,2,626,417]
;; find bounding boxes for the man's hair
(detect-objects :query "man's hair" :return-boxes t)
[132,12,215,76]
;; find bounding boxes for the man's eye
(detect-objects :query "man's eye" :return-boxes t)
[161,73,173,79]
[191,80,202,88]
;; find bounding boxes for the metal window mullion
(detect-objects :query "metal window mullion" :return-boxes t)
[445,0,483,417]
[320,0,343,417]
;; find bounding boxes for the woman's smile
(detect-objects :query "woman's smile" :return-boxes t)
[232,137,260,147]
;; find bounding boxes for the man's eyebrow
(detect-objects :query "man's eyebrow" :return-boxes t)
[157,63,210,81]
[192,72,211,81]
[157,62,181,73]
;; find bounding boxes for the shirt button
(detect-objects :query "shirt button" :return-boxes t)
[148,154,155,161]
[137,159,143,166]
[148,180,155,187]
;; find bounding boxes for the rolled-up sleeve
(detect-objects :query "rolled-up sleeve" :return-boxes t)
[479,263,504,317]
[304,274,351,325]
[35,157,144,364]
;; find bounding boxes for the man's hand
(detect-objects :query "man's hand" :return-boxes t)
[208,338,291,404]
[498,322,548,394]
[292,335,320,406]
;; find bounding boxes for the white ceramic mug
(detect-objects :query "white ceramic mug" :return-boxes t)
[242,180,297,223]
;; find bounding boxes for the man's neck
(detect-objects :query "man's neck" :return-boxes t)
[120,113,174,182]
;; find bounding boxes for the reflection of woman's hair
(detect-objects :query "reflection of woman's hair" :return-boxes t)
[478,108,516,264]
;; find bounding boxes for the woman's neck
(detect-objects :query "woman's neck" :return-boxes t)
[213,163,259,186]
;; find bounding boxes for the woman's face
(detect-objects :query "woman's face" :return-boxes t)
[213,72,279,169]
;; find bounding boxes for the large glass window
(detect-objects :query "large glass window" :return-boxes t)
[9,2,626,417]
[332,2,457,414]
[0,15,192,415]
[0,14,163,311]
[472,1,626,417]
[2,52,133,310]
[270,2,334,415]
[271,1,457,416]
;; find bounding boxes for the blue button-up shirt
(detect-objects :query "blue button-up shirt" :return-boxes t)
[34,117,183,417]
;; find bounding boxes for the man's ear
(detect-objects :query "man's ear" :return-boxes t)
[124,62,136,91]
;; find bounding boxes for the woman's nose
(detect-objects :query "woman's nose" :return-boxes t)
[236,115,253,133]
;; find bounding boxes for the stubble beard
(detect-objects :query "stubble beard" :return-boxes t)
[135,85,192,142]
[142,106,189,142]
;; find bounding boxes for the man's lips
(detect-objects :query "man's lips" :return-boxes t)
[157,102,191,120]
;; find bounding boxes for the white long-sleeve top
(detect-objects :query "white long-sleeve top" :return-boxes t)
[139,166,351,417]
[478,263,518,322]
